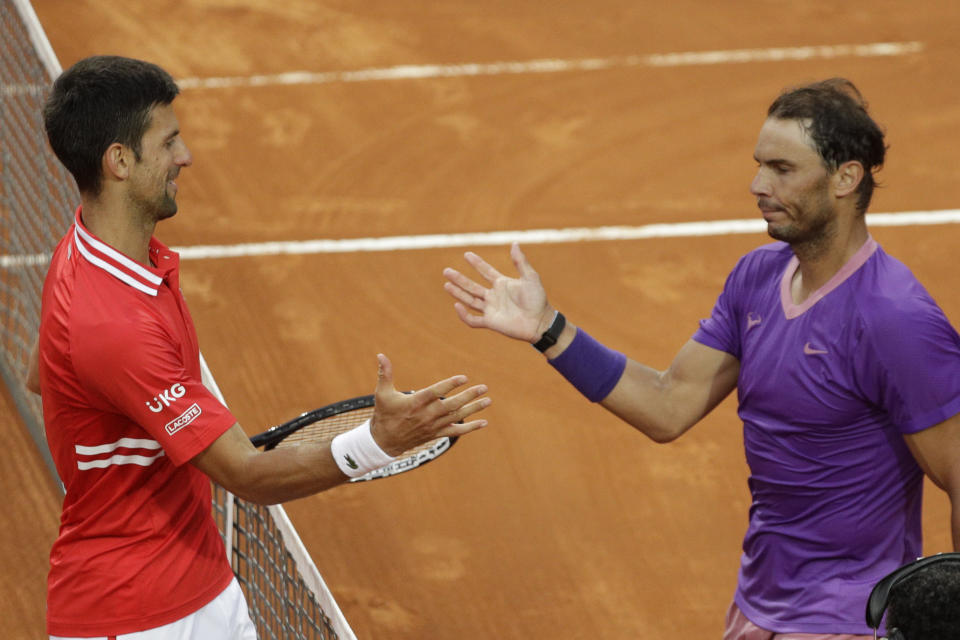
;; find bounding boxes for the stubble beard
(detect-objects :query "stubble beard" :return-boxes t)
[127,181,178,225]
[765,174,835,247]
[156,170,180,221]
[766,194,836,259]
[149,170,180,221]
[139,191,178,223]
[155,193,178,221]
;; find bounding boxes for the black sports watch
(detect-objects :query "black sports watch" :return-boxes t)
[533,311,566,352]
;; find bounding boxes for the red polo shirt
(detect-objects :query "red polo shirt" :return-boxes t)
[38,208,237,636]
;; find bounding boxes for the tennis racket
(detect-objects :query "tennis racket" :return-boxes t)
[249,394,458,482]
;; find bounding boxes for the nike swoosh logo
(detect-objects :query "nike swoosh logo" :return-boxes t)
[803,342,828,355]
[747,313,762,329]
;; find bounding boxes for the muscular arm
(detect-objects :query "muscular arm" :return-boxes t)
[904,413,960,550]
[601,339,740,442]
[544,321,740,443]
[192,422,346,504]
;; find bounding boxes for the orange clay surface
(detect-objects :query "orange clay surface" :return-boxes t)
[5,1,960,637]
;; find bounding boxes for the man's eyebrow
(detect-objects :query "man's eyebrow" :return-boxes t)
[753,154,794,166]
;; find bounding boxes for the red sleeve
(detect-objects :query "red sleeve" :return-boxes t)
[72,310,236,466]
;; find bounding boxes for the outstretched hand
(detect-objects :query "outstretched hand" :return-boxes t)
[369,353,491,456]
[442,243,554,342]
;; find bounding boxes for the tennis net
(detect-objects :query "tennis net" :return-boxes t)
[0,1,355,637]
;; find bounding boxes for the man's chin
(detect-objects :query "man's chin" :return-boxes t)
[766,223,821,247]
[153,209,177,223]
[765,222,791,242]
[155,198,178,221]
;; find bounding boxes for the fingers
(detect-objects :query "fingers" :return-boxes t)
[407,374,490,425]
[510,242,535,278]
[377,360,477,411]
[437,417,489,439]
[441,385,492,421]
[463,251,503,284]
[442,269,488,326]
[420,387,492,440]
[453,302,489,328]
[435,392,494,438]
[443,279,484,312]
[442,268,488,305]
[419,373,474,402]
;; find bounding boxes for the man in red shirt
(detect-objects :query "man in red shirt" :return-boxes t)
[30,55,491,639]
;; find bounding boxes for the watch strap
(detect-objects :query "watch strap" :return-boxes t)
[533,311,566,352]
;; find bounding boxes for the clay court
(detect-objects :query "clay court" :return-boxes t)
[4,1,960,637]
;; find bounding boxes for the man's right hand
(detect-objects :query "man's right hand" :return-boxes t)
[369,353,490,457]
[442,242,556,343]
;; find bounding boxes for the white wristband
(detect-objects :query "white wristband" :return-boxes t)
[330,419,397,478]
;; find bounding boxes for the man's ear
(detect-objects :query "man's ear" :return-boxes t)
[833,160,864,199]
[102,142,133,181]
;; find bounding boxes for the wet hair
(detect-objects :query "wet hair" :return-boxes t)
[767,78,886,213]
[43,55,179,195]
[886,562,960,639]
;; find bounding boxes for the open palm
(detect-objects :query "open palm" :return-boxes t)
[442,243,553,342]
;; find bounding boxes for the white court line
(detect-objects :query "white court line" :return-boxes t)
[172,209,960,258]
[3,209,959,267]
[176,41,923,89]
[7,41,925,96]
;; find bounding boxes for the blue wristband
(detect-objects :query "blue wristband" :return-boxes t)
[548,328,627,402]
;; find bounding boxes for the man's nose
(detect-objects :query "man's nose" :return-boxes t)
[750,169,770,197]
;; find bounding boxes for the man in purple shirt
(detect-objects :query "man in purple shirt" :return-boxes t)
[442,78,960,638]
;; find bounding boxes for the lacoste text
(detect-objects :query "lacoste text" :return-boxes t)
[166,403,201,436]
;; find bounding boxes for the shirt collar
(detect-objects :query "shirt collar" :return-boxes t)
[780,235,879,319]
[71,206,179,297]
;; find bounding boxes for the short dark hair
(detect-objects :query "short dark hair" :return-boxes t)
[767,78,886,214]
[43,55,180,195]
[886,562,960,639]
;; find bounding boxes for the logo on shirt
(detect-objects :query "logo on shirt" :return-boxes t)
[747,312,762,329]
[145,383,186,413]
[803,342,829,355]
[166,403,202,436]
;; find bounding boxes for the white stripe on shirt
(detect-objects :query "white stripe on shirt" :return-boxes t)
[75,438,166,470]
[73,227,161,296]
[75,438,162,455]
[74,222,163,285]
[77,451,167,470]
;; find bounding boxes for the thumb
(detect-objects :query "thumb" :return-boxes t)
[375,353,395,394]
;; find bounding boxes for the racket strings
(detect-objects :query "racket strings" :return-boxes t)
[275,407,375,447]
